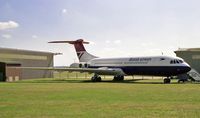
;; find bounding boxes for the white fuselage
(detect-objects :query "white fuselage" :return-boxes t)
[86,56,191,76]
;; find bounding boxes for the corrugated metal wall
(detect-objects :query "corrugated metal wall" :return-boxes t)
[0,48,54,80]
[175,51,200,73]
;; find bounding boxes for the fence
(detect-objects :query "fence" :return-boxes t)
[53,71,164,80]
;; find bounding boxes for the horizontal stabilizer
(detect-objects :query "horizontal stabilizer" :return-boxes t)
[48,39,97,62]
[48,39,89,44]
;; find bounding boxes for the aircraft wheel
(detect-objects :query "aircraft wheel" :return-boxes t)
[97,77,102,82]
[113,76,118,81]
[164,78,171,84]
[120,76,124,81]
[178,79,186,83]
[91,76,96,82]
[113,75,124,81]
[91,75,101,82]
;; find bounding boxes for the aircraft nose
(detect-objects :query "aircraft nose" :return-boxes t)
[177,65,191,74]
[185,66,191,72]
[184,63,191,72]
[181,65,191,73]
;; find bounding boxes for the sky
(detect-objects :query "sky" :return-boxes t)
[1,0,200,66]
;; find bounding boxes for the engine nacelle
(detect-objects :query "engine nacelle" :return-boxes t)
[69,63,80,68]
[69,63,89,68]
[94,67,126,76]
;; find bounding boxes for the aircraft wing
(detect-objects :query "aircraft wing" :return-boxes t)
[8,67,125,75]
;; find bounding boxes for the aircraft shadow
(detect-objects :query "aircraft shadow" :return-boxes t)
[81,79,179,84]
[16,79,186,84]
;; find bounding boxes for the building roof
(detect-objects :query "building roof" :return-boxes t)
[175,48,200,52]
[0,47,54,55]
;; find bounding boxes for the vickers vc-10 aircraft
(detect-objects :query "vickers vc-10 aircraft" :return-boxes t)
[47,39,191,83]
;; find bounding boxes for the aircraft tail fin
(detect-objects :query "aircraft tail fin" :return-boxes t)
[49,39,97,62]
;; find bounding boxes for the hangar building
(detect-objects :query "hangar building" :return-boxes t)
[175,48,200,73]
[0,48,54,82]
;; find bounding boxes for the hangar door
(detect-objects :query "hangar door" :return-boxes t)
[6,63,22,81]
[0,62,6,82]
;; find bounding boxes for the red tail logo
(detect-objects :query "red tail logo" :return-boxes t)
[49,39,89,52]
[48,39,97,62]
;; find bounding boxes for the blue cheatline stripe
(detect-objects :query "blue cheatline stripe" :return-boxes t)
[88,66,191,76]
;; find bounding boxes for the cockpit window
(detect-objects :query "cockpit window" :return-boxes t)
[170,59,183,64]
[179,60,183,63]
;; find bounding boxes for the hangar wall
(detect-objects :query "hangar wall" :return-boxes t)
[0,62,6,81]
[175,48,200,73]
[0,47,54,80]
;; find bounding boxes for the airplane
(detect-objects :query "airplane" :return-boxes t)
[48,39,191,83]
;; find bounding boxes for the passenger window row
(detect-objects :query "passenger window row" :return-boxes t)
[170,59,183,64]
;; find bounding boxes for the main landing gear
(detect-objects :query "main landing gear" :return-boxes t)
[113,75,124,81]
[91,73,101,82]
[91,74,125,82]
[163,77,171,84]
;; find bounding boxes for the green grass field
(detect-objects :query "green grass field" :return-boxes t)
[0,78,200,118]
